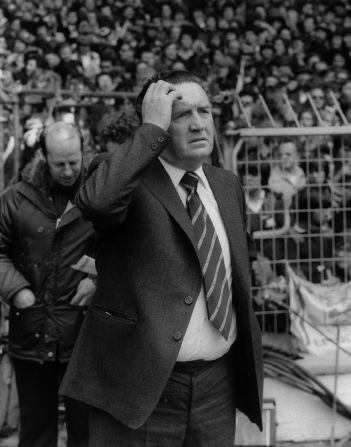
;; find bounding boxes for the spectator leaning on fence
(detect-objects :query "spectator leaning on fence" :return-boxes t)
[268,140,307,209]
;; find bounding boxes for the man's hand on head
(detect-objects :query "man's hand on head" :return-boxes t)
[142,80,182,131]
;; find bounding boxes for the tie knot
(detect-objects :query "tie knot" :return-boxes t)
[180,171,199,193]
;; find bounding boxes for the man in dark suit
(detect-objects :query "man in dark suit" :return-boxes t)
[60,70,263,446]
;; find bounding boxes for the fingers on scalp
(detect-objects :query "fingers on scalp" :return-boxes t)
[144,82,157,99]
[153,80,170,95]
[168,90,182,101]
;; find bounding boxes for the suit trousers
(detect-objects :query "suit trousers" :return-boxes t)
[13,358,89,447]
[89,354,236,447]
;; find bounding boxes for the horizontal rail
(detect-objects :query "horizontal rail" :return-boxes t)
[225,125,351,137]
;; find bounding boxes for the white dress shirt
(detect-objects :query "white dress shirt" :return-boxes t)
[159,157,237,361]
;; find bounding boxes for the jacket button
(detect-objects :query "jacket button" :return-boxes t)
[47,352,54,358]
[157,136,165,143]
[151,143,158,150]
[184,296,193,305]
[34,333,40,338]
[37,226,44,233]
[173,330,182,341]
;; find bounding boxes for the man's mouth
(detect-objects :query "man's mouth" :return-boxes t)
[189,137,207,143]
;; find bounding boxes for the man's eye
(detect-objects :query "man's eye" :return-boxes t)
[175,111,188,119]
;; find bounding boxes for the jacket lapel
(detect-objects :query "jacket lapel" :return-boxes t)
[203,165,248,282]
[143,159,198,252]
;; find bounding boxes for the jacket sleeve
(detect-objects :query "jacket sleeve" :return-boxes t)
[76,123,171,231]
[0,189,30,303]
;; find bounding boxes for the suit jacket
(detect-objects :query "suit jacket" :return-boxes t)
[60,123,263,430]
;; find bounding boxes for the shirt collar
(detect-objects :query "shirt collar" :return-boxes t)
[158,157,208,189]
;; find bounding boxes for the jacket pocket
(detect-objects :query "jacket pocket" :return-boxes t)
[9,303,46,353]
[92,305,137,324]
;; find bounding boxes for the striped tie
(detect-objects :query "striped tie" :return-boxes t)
[180,171,232,339]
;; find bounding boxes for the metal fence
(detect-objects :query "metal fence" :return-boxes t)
[223,125,351,333]
[2,90,351,336]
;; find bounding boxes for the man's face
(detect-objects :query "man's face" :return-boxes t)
[278,142,298,171]
[311,88,325,109]
[141,51,156,67]
[180,34,194,50]
[46,133,82,187]
[342,81,351,100]
[67,11,78,24]
[243,171,261,191]
[59,45,72,61]
[119,44,134,62]
[336,234,351,270]
[165,43,178,60]
[161,82,214,171]
[26,59,38,76]
[300,111,313,127]
[97,74,114,92]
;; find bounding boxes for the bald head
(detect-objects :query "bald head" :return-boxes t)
[40,122,83,157]
[40,122,83,187]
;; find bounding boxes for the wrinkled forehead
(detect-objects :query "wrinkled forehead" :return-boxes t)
[171,81,211,107]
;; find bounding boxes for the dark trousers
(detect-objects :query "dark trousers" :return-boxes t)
[13,358,89,447]
[89,355,236,447]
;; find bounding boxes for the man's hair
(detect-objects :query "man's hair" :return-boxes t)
[135,70,203,119]
[39,122,83,157]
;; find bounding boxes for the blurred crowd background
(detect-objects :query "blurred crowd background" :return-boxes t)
[1,0,351,159]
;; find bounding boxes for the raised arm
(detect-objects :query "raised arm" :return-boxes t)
[76,80,182,230]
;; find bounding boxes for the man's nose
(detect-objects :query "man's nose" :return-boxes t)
[63,165,73,176]
[190,113,205,131]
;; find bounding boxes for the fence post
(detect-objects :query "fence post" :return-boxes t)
[12,96,20,179]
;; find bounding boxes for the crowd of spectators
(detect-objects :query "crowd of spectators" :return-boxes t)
[1,0,351,153]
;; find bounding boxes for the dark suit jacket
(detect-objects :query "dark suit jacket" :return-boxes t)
[60,123,263,430]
